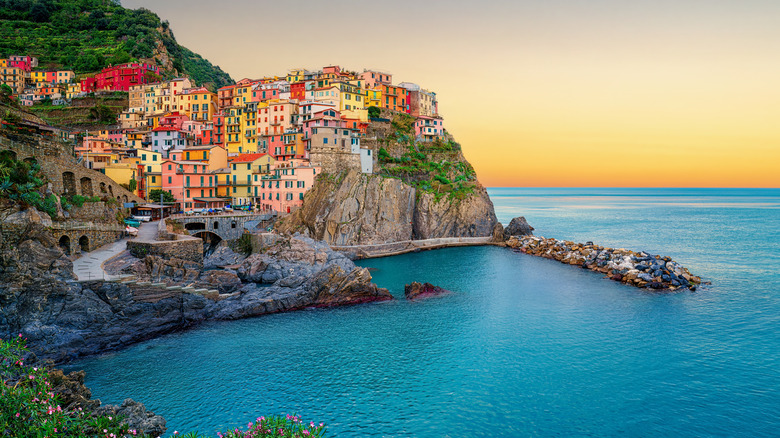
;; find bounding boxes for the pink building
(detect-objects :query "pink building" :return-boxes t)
[360,70,392,89]
[257,159,320,213]
[8,55,37,72]
[161,160,221,211]
[257,100,297,136]
[414,116,445,141]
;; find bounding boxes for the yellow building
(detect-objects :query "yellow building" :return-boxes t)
[30,71,47,83]
[0,67,25,94]
[136,149,163,198]
[364,87,382,108]
[229,153,275,205]
[105,162,141,196]
[0,60,6,68]
[66,83,82,99]
[224,106,254,154]
[186,88,217,122]
[123,131,145,148]
[212,167,232,198]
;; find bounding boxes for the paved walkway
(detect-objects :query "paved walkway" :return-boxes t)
[72,221,156,281]
[331,236,499,259]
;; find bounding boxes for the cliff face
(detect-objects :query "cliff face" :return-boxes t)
[280,171,415,245]
[413,185,497,240]
[278,112,498,245]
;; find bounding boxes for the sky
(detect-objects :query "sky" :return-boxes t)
[124,0,780,187]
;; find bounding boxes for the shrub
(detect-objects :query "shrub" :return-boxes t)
[0,335,139,437]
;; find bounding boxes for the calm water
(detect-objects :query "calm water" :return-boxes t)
[68,188,780,437]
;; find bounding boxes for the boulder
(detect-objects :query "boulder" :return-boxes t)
[404,282,451,300]
[503,216,534,239]
[95,399,166,437]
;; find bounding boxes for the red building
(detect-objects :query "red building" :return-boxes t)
[8,55,37,72]
[80,63,160,93]
[290,82,306,101]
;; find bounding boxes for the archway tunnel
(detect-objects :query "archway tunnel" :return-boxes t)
[193,231,223,257]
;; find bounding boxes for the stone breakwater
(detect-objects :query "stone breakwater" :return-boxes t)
[506,236,702,290]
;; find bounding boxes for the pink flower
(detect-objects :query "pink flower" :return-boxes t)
[15,413,19,418]
[303,431,310,436]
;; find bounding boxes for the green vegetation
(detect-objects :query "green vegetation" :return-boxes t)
[0,151,59,218]
[149,188,175,204]
[367,106,381,119]
[62,194,101,209]
[377,114,476,202]
[0,335,142,437]
[0,0,233,89]
[29,95,128,128]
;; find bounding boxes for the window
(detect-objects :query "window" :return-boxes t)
[168,176,172,184]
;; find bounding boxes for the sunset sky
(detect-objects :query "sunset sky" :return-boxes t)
[124,0,780,187]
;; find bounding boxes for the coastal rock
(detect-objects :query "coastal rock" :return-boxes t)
[95,399,167,437]
[506,235,701,291]
[203,243,247,269]
[413,185,497,240]
[404,282,451,300]
[48,368,166,436]
[503,216,534,239]
[277,169,498,245]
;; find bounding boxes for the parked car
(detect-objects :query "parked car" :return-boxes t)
[124,218,141,228]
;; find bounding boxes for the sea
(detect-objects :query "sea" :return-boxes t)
[67,188,780,437]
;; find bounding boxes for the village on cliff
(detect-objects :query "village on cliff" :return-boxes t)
[0,56,445,213]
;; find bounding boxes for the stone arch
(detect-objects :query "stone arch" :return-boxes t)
[185,222,206,231]
[231,221,237,229]
[78,235,89,252]
[108,185,113,197]
[122,195,128,204]
[23,156,37,165]
[213,221,219,230]
[80,177,93,197]
[58,235,71,255]
[99,182,107,194]
[62,172,76,195]
[193,231,223,256]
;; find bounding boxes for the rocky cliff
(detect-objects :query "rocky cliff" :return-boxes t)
[278,112,498,245]
[0,208,390,362]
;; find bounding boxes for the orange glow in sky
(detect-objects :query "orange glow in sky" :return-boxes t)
[126,0,780,187]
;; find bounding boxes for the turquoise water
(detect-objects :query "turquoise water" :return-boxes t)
[68,188,780,437]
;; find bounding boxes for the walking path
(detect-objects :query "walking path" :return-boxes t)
[72,221,156,281]
[330,236,500,259]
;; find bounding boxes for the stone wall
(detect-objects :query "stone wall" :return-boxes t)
[48,220,124,255]
[0,134,143,204]
[309,148,360,174]
[127,236,203,263]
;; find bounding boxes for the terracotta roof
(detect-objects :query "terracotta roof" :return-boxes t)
[232,153,267,163]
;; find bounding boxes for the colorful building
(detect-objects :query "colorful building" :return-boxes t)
[229,153,274,206]
[161,160,220,211]
[80,63,160,93]
[257,159,319,213]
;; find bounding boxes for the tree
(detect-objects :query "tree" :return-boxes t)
[148,189,175,204]
[88,104,116,123]
[128,178,137,192]
[368,106,381,119]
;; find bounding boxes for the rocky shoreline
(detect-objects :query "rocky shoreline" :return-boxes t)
[506,235,702,290]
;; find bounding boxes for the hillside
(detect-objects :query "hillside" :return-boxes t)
[0,0,233,89]
[277,110,498,246]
